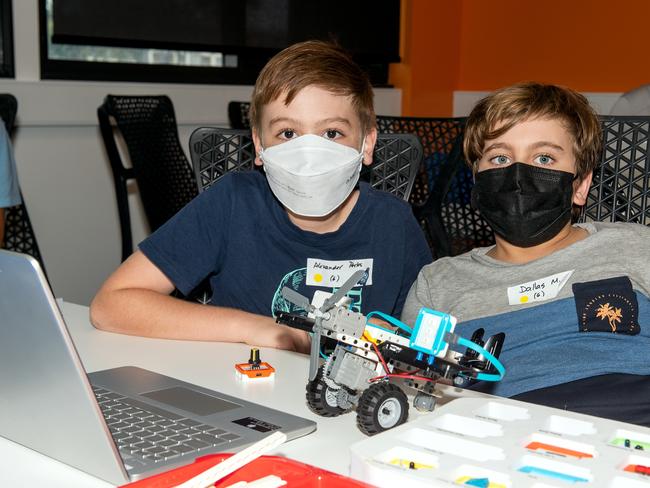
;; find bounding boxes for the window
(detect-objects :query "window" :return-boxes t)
[0,0,14,78]
[39,0,400,86]
[39,0,252,84]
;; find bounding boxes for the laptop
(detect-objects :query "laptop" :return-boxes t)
[0,250,316,485]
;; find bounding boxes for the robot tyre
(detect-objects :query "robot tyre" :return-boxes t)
[356,382,409,435]
[305,366,348,417]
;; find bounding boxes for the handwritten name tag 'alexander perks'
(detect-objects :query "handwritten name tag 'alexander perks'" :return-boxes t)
[572,276,640,335]
[306,258,373,286]
[507,270,574,305]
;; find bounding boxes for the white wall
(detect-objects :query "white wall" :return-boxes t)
[2,1,401,305]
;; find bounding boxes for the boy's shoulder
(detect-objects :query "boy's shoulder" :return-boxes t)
[187,171,274,221]
[200,170,268,200]
[415,248,480,285]
[578,221,650,245]
[415,221,650,280]
[360,181,412,212]
[208,169,265,188]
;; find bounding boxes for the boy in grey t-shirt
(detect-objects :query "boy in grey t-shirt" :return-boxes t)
[402,82,650,426]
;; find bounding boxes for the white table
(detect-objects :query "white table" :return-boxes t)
[0,302,477,487]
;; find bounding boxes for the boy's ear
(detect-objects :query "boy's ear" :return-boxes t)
[362,128,377,166]
[252,129,263,166]
[573,171,593,206]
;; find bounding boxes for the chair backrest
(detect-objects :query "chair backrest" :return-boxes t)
[190,128,256,191]
[188,127,422,202]
[0,94,46,273]
[377,115,466,204]
[98,95,198,261]
[227,101,252,130]
[579,115,650,225]
[376,115,489,257]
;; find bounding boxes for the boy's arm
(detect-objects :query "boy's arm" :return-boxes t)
[393,211,433,317]
[89,250,311,353]
[400,268,434,325]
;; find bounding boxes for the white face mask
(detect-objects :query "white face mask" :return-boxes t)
[260,134,365,217]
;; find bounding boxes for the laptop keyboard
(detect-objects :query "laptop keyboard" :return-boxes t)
[93,386,242,467]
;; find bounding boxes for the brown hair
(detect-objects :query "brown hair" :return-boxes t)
[249,40,375,133]
[463,82,602,182]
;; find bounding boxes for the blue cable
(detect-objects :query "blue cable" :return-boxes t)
[365,311,413,336]
[456,336,505,382]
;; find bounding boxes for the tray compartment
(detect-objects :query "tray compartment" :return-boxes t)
[610,429,650,451]
[524,433,596,459]
[452,463,511,487]
[428,413,503,438]
[542,415,597,437]
[516,454,592,483]
[401,427,505,462]
[609,476,650,488]
[474,401,530,422]
[373,445,438,471]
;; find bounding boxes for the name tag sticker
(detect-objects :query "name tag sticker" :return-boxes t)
[507,270,574,305]
[306,258,373,287]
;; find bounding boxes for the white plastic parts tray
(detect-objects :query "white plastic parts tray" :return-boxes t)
[349,396,650,488]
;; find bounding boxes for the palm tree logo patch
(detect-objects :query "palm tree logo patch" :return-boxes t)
[595,303,623,332]
[573,276,640,335]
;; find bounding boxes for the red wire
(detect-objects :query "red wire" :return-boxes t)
[371,341,390,375]
[369,342,435,384]
[369,373,437,384]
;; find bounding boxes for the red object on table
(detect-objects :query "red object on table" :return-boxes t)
[525,441,593,459]
[624,463,650,475]
[120,453,375,487]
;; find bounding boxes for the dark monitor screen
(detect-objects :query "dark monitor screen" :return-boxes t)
[52,0,401,64]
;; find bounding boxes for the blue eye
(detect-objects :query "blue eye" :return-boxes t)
[534,154,554,165]
[489,155,511,165]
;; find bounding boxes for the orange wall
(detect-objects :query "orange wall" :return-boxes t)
[389,0,461,117]
[392,0,650,116]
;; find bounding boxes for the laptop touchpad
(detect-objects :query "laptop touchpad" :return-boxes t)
[141,386,241,416]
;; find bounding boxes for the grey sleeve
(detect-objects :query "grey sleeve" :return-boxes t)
[610,85,650,116]
[400,268,434,326]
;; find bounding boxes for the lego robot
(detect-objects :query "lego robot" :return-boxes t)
[277,269,506,436]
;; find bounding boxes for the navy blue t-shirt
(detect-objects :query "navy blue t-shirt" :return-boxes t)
[140,171,431,318]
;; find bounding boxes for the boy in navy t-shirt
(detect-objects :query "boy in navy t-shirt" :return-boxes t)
[91,41,431,353]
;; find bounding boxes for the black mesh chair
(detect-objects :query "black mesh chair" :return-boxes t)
[98,95,199,262]
[0,94,46,271]
[227,101,251,130]
[189,127,423,202]
[579,115,650,225]
[377,115,493,257]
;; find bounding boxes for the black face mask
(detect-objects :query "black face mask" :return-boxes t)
[471,162,575,247]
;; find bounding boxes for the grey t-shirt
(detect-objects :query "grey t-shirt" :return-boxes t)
[401,222,650,397]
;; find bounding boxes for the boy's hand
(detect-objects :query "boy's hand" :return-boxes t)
[286,327,311,354]
[246,320,311,354]
[366,316,398,332]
